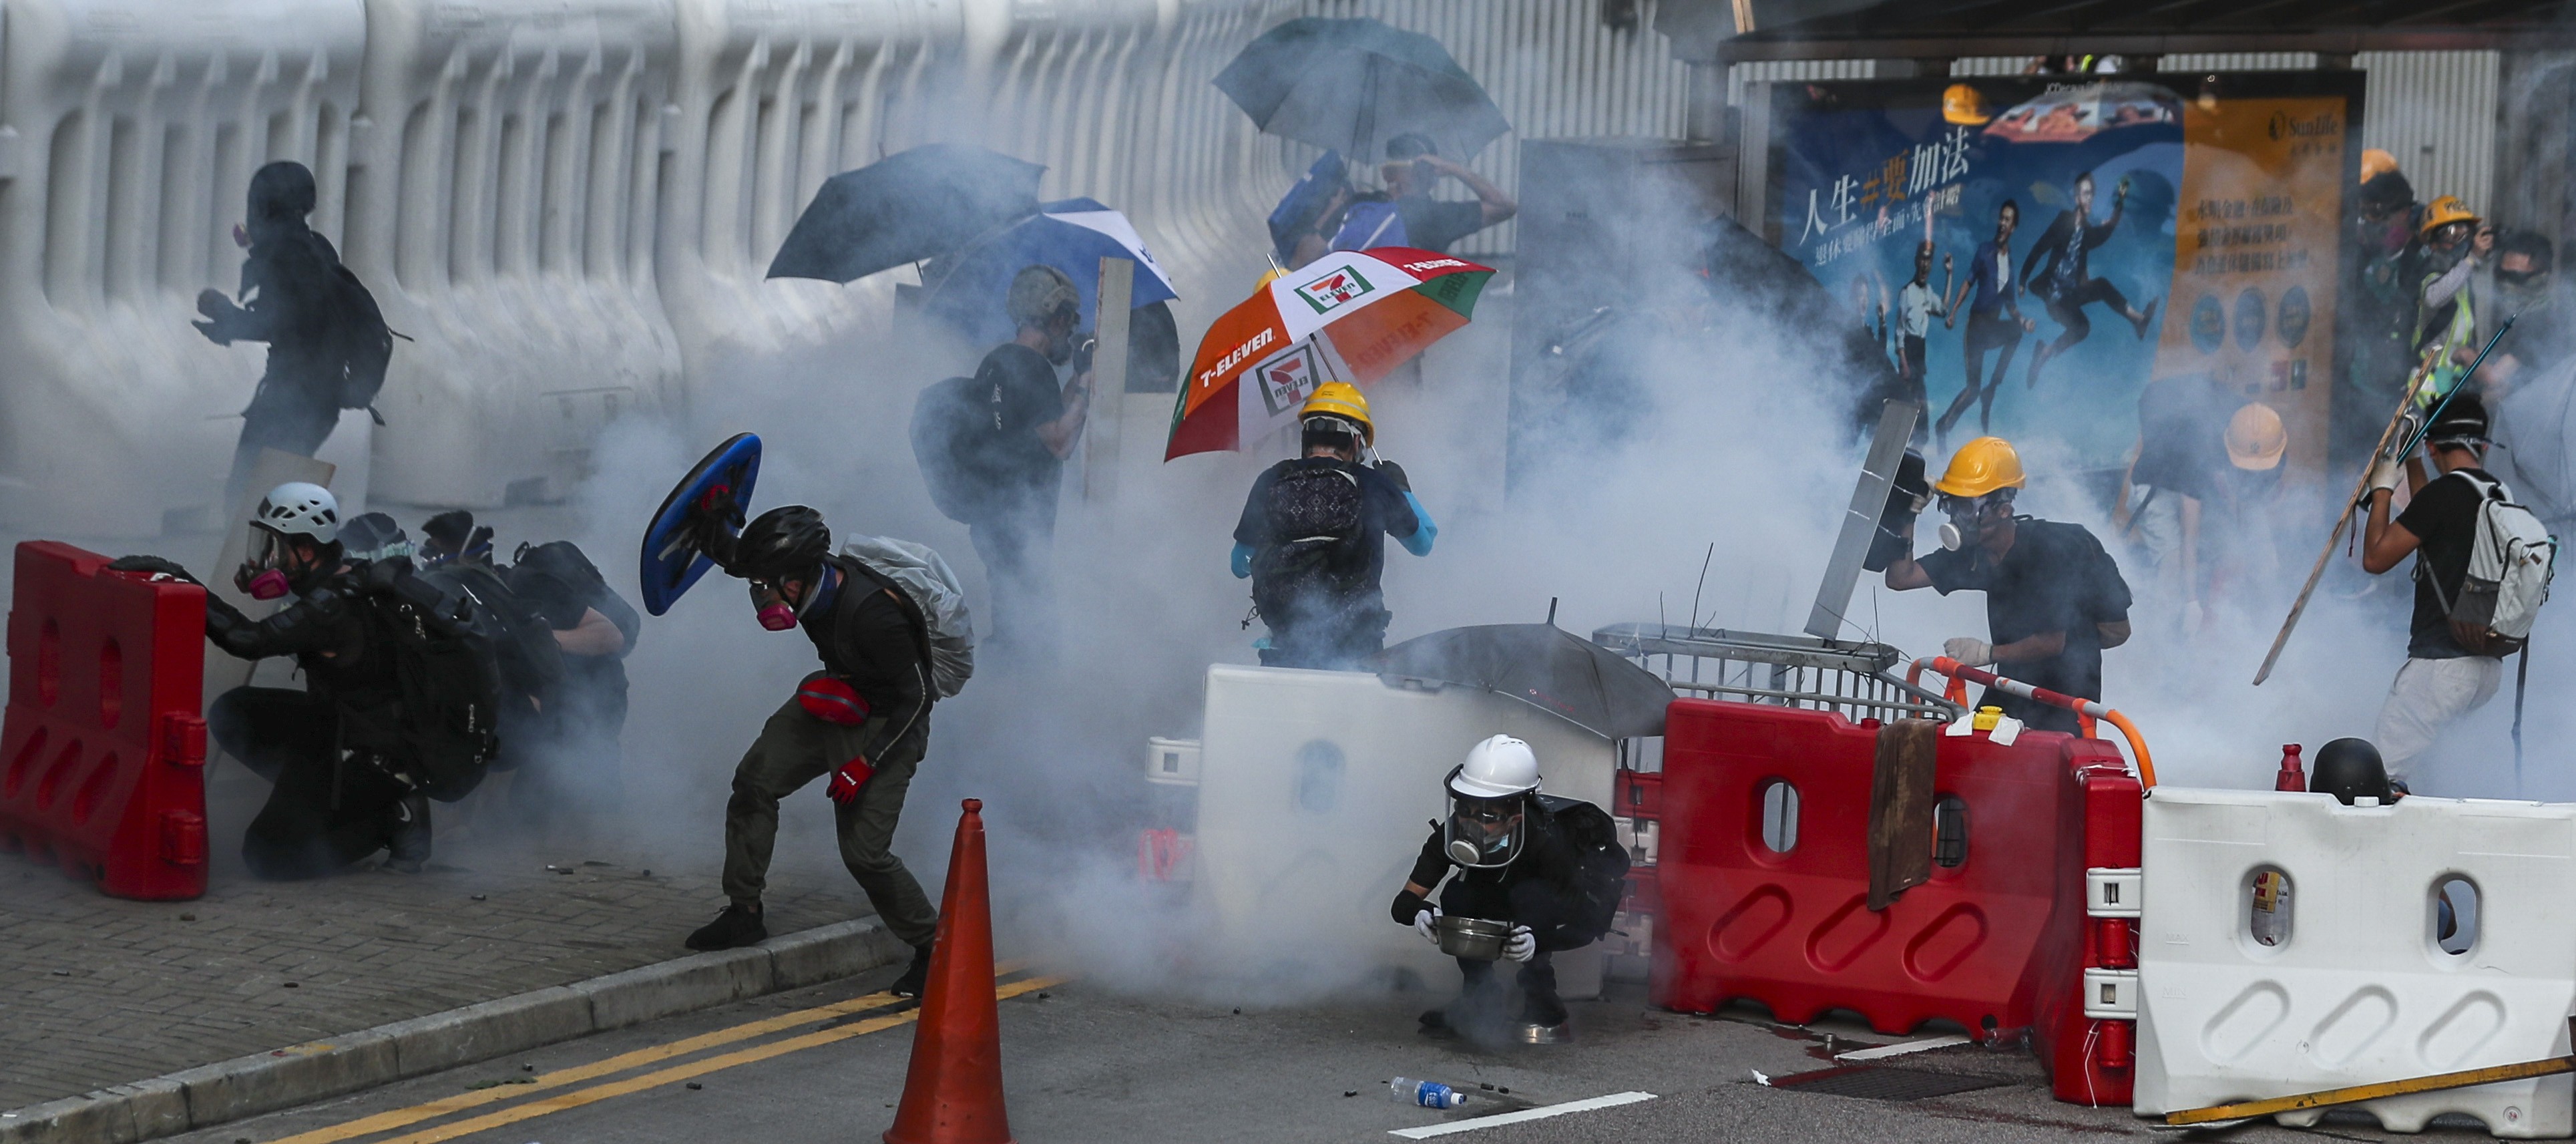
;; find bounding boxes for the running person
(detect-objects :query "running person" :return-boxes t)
[2021,172,2159,387]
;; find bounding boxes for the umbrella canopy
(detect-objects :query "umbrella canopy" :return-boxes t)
[767,144,1045,283]
[1982,81,2179,145]
[1216,17,1510,163]
[1370,624,1676,739]
[1166,246,1492,459]
[918,198,1180,346]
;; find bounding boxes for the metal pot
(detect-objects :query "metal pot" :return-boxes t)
[1435,914,1512,960]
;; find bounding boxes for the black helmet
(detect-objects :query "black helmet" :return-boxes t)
[2310,737,2392,805]
[247,161,317,226]
[2427,392,2491,447]
[736,506,831,580]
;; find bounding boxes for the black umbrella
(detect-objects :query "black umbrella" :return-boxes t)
[1370,624,1675,739]
[767,144,1046,284]
[1215,17,1510,164]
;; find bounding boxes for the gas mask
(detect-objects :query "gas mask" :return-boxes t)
[1444,791,1526,869]
[1937,492,2012,552]
[238,529,300,600]
[750,578,801,632]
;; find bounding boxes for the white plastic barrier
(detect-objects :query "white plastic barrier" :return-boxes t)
[350,0,686,507]
[0,0,367,534]
[1185,664,1614,996]
[2135,788,2576,1137]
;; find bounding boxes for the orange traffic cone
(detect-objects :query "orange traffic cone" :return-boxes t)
[885,799,1014,1144]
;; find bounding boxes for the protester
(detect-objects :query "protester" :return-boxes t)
[1269,152,1354,271]
[110,484,433,878]
[1368,133,1515,254]
[2475,230,2565,399]
[337,512,413,564]
[1884,437,2134,732]
[2337,162,2425,472]
[2020,171,2159,388]
[681,506,941,998]
[1936,199,2035,446]
[1391,735,1624,1045]
[2358,395,2512,787]
[195,162,389,512]
[417,510,495,569]
[504,540,642,818]
[1232,383,1434,669]
[941,265,1092,650]
[2116,375,2260,634]
[2414,196,2493,405]
[2207,402,2292,614]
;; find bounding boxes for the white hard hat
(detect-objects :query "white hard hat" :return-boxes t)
[252,482,340,543]
[1450,735,1540,799]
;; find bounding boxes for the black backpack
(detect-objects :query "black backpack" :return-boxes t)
[507,540,642,654]
[421,562,564,732]
[1249,461,1369,622]
[1537,794,1632,948]
[324,262,395,414]
[351,561,509,801]
[910,376,989,524]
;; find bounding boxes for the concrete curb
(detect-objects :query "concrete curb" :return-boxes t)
[0,917,910,1144]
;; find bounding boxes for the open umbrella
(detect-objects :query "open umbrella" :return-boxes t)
[917,198,1179,347]
[767,144,1044,283]
[1370,624,1675,739]
[1981,81,2179,145]
[1216,17,1510,163]
[1166,246,1492,459]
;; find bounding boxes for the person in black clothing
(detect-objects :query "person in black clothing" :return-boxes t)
[950,265,1092,650]
[1884,437,2133,733]
[2020,172,2159,388]
[682,506,941,998]
[1377,133,1516,254]
[1936,199,2037,445]
[503,541,641,818]
[196,162,356,511]
[1391,735,1593,1044]
[1231,384,1434,669]
[111,482,433,878]
[2359,395,2509,785]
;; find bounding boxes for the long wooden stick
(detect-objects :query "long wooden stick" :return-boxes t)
[2249,379,2422,685]
[2166,1056,2574,1125]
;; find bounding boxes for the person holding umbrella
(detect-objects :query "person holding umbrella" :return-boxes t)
[937,266,1094,653]
[1369,133,1515,255]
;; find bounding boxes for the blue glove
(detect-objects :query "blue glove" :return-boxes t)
[1230,542,1255,579]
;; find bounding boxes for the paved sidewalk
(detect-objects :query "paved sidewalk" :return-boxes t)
[0,767,882,1113]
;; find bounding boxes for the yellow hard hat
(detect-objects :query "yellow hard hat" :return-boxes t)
[2225,403,2286,471]
[2358,148,2400,185]
[1299,381,1374,445]
[1935,436,2026,498]
[1256,266,1286,289]
[1942,83,1992,126]
[2420,195,2479,236]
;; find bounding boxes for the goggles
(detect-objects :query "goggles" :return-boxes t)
[1443,791,1526,869]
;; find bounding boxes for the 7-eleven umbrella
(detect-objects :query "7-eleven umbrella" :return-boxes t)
[1166,247,1493,459]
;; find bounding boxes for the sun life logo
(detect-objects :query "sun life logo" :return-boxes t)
[1293,266,1376,314]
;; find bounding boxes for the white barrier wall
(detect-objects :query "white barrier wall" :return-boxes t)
[2135,788,2576,1137]
[1186,665,1614,994]
[0,0,365,534]
[350,0,685,507]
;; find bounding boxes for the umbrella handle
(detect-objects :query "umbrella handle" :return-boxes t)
[914,208,1048,309]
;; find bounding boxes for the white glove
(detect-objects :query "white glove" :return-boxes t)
[1943,637,1995,667]
[2368,455,2404,497]
[1414,908,1441,944]
[1503,926,1537,963]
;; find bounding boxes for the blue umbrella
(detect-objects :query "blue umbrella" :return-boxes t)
[919,198,1178,347]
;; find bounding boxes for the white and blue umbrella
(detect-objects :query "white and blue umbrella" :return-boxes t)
[919,198,1178,346]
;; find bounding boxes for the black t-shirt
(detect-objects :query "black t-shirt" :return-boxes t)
[1395,194,1487,254]
[1918,519,2132,731]
[960,343,1068,526]
[2133,376,2233,503]
[1233,457,1420,599]
[2396,468,2493,659]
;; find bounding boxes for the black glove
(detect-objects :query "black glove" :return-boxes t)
[108,555,200,584]
[1375,459,1412,493]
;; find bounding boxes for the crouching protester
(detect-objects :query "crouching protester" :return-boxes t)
[1390,735,1628,1045]
[110,484,434,878]
[681,506,942,999]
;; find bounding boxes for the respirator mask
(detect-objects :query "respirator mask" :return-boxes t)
[240,529,297,600]
[1936,491,2012,552]
[1443,791,1526,869]
[749,577,801,632]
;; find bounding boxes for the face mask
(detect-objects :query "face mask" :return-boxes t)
[1938,520,1967,551]
[757,603,797,631]
[246,569,292,600]
[1446,837,1484,866]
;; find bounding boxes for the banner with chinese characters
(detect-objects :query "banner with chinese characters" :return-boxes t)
[1769,73,2364,482]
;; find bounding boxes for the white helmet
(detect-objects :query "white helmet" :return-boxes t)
[252,482,340,542]
[1449,735,1540,799]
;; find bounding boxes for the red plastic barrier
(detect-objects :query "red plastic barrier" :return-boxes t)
[1618,769,1662,818]
[1651,697,2138,1102]
[0,542,208,900]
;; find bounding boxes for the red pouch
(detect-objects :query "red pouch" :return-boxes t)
[797,676,871,725]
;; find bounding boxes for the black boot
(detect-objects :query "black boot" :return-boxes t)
[383,793,432,874]
[685,903,767,951]
[889,943,934,998]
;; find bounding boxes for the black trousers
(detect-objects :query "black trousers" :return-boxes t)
[2041,278,2132,356]
[1437,876,1583,1026]
[210,687,409,880]
[1940,311,2024,437]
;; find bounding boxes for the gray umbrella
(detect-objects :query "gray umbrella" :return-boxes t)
[1215,17,1510,163]
[1369,623,1675,739]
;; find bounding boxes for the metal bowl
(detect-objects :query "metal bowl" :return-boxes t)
[1435,914,1511,960]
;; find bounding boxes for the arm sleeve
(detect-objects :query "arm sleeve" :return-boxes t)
[1233,467,1277,548]
[1387,824,1450,924]
[1231,542,1255,579]
[2081,528,2133,623]
[204,589,359,662]
[839,590,931,760]
[1915,547,1970,596]
[2423,257,2476,309]
[1398,492,1436,556]
[2020,218,2063,285]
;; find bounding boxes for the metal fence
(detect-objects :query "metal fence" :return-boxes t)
[1592,622,1961,725]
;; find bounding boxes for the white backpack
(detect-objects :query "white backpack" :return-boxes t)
[2425,473,2557,654]
[840,536,976,698]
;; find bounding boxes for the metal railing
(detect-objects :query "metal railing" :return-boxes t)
[1592,622,1962,723]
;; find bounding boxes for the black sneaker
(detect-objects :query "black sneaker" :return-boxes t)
[685,904,767,951]
[384,793,432,874]
[889,944,934,998]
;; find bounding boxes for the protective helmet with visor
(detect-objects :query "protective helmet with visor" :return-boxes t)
[243,482,340,600]
[1443,735,1540,868]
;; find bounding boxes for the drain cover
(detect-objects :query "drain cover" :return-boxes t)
[1769,1066,2007,1102]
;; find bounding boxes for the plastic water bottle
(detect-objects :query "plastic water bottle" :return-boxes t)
[2274,744,2306,792]
[1389,1077,1465,1109]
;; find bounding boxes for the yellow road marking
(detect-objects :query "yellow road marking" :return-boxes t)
[272,960,1038,1144]
[371,976,1064,1144]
